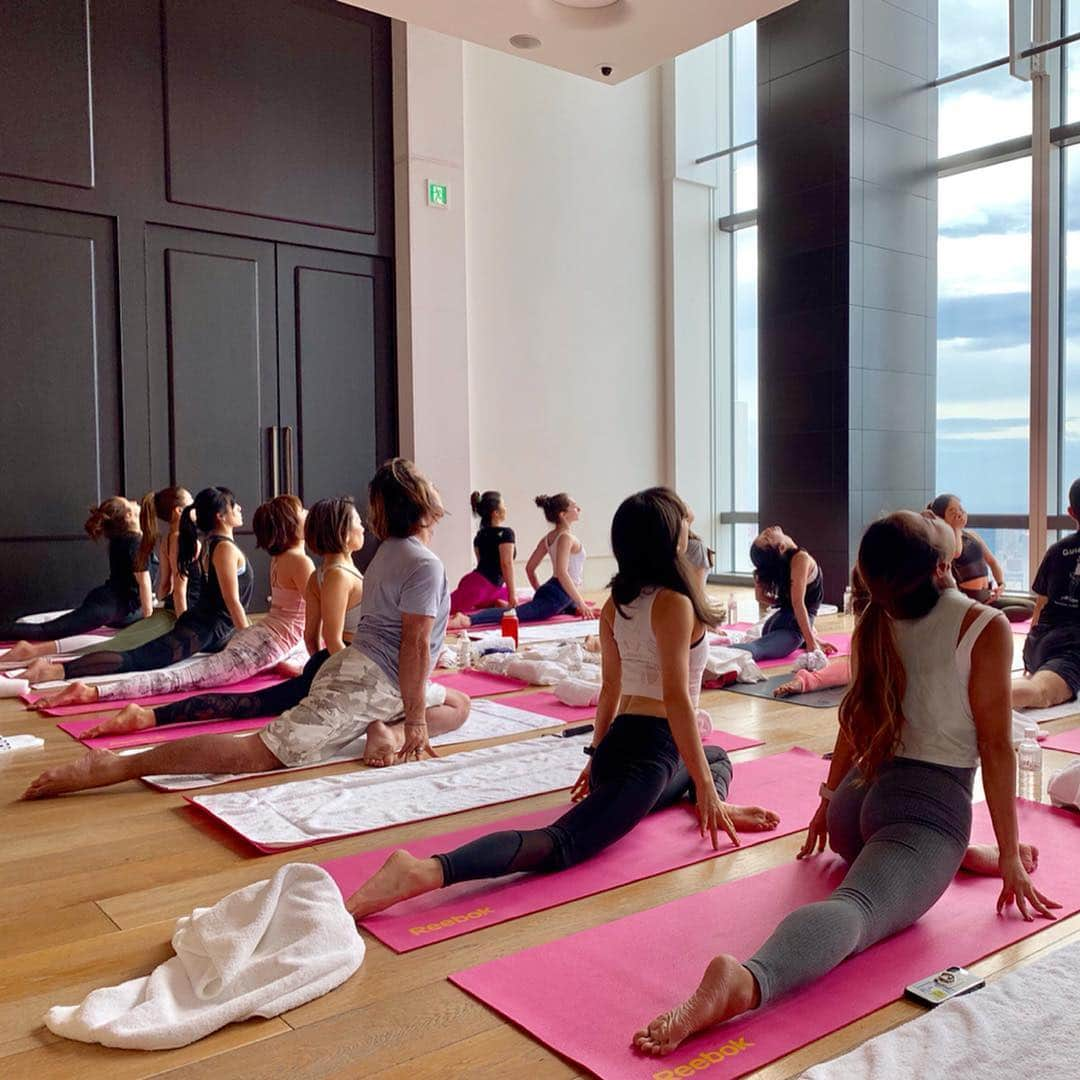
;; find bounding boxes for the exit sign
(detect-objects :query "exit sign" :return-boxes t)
[427,180,448,208]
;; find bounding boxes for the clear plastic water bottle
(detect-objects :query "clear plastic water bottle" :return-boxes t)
[456,632,471,670]
[726,593,737,625]
[843,587,853,616]
[1017,724,1043,802]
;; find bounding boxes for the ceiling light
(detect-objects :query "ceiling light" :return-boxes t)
[509,34,542,50]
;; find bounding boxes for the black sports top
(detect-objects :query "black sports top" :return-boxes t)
[777,548,824,614]
[106,536,142,602]
[183,535,253,626]
[474,526,516,586]
[1031,533,1080,629]
[953,531,989,585]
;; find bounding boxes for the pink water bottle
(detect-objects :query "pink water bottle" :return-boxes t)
[500,609,519,648]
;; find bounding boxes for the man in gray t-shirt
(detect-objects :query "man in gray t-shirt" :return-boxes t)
[352,536,450,684]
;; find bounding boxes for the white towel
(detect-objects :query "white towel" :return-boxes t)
[554,677,600,707]
[190,737,589,847]
[0,677,29,698]
[705,644,765,684]
[44,863,364,1050]
[801,939,1080,1079]
[1012,700,1080,724]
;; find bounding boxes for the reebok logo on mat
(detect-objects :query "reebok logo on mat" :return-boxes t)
[408,906,493,936]
[652,1036,754,1079]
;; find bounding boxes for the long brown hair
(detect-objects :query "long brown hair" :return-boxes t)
[84,497,134,541]
[609,487,722,628]
[137,486,190,572]
[839,513,944,779]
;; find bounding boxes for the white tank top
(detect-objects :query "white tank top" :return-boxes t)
[891,588,998,768]
[613,589,709,706]
[317,562,365,637]
[546,533,586,588]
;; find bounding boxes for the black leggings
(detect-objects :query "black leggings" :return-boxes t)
[60,614,234,680]
[153,649,330,726]
[435,714,732,885]
[0,585,139,642]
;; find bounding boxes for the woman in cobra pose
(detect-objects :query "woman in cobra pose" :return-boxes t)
[927,494,1034,623]
[0,497,154,645]
[731,525,835,662]
[24,486,252,691]
[344,487,779,921]
[449,493,596,628]
[4,486,194,663]
[77,496,364,738]
[633,511,1056,1058]
[450,490,519,614]
[39,495,312,720]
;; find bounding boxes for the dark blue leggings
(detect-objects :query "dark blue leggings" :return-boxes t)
[435,715,732,885]
[469,578,576,626]
[732,606,814,661]
[0,585,139,642]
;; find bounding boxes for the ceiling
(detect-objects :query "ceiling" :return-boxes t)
[340,0,796,83]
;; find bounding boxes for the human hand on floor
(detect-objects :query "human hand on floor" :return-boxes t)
[570,762,592,802]
[797,800,829,859]
[697,788,739,850]
[577,602,598,619]
[997,856,1061,921]
[399,719,435,762]
[818,640,838,656]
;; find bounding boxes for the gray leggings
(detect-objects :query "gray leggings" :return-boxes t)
[744,757,974,1004]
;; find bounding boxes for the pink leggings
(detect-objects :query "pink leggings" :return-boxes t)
[450,570,508,615]
[793,655,851,693]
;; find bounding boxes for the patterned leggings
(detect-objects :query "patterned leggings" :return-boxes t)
[94,620,304,703]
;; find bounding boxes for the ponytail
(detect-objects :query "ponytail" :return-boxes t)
[838,600,907,780]
[471,489,502,528]
[177,504,199,578]
[177,485,236,577]
[84,496,132,542]
[136,491,159,572]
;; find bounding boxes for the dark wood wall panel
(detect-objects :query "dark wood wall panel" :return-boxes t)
[0,205,120,539]
[163,0,377,233]
[0,0,94,188]
[0,0,394,620]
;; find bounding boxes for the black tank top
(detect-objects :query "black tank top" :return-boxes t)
[186,535,253,625]
[778,548,824,614]
[106,535,141,602]
[953,531,988,585]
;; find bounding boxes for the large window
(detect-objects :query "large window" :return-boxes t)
[936,0,1080,588]
[715,23,759,574]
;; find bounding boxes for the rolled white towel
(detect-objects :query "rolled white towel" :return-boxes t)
[0,678,30,698]
[554,677,600,707]
[793,649,828,673]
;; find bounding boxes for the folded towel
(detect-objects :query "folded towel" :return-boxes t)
[554,677,600,707]
[44,863,364,1050]
[705,645,765,684]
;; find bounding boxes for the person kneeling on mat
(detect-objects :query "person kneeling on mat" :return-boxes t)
[634,510,1058,1058]
[22,459,470,799]
[344,487,779,922]
[1013,477,1080,713]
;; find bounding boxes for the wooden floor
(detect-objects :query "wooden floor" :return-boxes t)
[3,590,1080,1079]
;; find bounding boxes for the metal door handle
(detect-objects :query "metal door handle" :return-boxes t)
[269,426,280,497]
[283,426,295,494]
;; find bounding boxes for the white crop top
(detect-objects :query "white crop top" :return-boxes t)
[891,587,998,768]
[546,533,586,588]
[317,562,365,638]
[612,589,709,706]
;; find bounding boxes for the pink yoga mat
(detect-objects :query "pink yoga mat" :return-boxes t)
[1042,726,1080,755]
[504,690,597,723]
[452,799,1080,1080]
[323,747,823,952]
[756,631,852,671]
[25,672,287,716]
[1012,618,1033,636]
[57,713,274,750]
[431,670,530,696]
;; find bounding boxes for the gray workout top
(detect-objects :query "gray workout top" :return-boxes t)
[317,562,364,637]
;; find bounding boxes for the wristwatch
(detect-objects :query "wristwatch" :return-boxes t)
[583,745,595,757]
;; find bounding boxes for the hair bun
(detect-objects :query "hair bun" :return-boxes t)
[534,495,550,510]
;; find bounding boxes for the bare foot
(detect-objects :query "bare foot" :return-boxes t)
[24,659,65,686]
[4,640,54,662]
[21,749,130,799]
[274,658,305,678]
[447,613,472,630]
[82,703,155,739]
[36,681,100,708]
[725,804,781,832]
[962,842,1038,876]
[345,849,444,919]
[633,954,760,1057]
[363,720,405,767]
[773,677,802,698]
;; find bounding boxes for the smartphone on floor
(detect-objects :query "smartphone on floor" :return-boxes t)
[904,965,985,1007]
